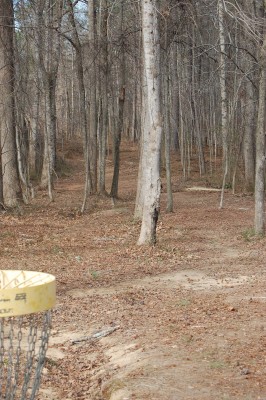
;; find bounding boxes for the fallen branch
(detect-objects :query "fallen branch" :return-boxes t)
[185,187,222,192]
[71,325,120,344]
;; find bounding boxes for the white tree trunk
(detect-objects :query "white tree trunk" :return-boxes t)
[137,0,162,245]
[218,0,228,209]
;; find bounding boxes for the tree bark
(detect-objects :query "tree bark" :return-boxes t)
[254,32,266,235]
[66,0,92,211]
[29,69,41,178]
[110,2,125,199]
[98,0,109,195]
[37,0,63,196]
[162,19,173,213]
[243,80,256,193]
[164,73,173,213]
[0,0,22,207]
[218,0,228,209]
[138,0,162,245]
[88,0,98,193]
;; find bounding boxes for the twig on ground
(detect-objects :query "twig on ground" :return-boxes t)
[71,325,120,344]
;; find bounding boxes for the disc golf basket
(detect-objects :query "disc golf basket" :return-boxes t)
[0,270,56,400]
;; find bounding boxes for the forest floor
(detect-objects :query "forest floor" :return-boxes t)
[0,141,265,400]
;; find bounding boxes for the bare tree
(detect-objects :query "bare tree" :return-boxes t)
[65,0,92,212]
[110,0,126,200]
[254,22,266,235]
[37,0,64,199]
[222,0,265,231]
[137,0,162,245]
[218,0,229,209]
[88,0,98,193]
[97,0,109,195]
[0,0,22,207]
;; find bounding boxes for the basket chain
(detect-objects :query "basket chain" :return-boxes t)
[13,317,23,398]
[6,317,14,398]
[0,311,52,400]
[30,311,51,400]
[0,321,5,394]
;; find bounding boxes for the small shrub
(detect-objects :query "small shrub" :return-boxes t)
[210,360,225,369]
[90,270,99,279]
[242,228,256,242]
[177,299,190,307]
[55,157,72,177]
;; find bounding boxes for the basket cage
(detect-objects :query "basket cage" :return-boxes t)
[0,270,56,400]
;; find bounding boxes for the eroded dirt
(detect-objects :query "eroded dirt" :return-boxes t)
[0,142,265,400]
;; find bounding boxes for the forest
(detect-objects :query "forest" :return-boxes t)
[0,1,265,399]
[1,0,266,243]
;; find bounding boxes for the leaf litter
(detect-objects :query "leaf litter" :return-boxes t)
[0,141,265,400]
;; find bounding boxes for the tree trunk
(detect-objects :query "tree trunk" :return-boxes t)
[190,29,206,176]
[218,0,228,209]
[134,57,147,220]
[162,20,173,213]
[29,69,41,178]
[0,153,3,207]
[66,0,92,211]
[164,73,173,213]
[88,0,98,193]
[110,2,125,199]
[0,0,22,207]
[243,81,256,193]
[254,32,266,235]
[98,0,108,195]
[171,42,179,151]
[41,77,57,191]
[37,0,63,197]
[138,0,162,245]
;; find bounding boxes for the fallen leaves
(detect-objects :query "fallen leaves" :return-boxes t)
[0,144,265,400]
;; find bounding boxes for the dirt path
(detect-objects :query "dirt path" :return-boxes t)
[0,143,265,400]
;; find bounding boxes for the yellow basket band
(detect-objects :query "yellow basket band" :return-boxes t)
[0,270,56,317]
